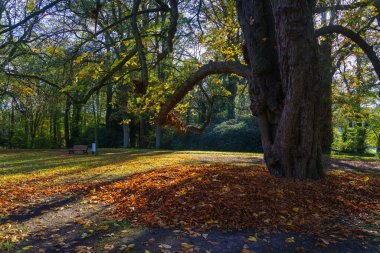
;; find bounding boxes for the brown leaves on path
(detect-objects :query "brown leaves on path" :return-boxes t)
[0,176,92,218]
[93,165,380,237]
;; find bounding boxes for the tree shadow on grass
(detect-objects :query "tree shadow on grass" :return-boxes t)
[327,158,380,174]
[0,150,174,176]
[0,151,176,224]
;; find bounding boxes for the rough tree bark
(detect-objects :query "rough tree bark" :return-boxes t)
[236,0,324,179]
[158,1,324,179]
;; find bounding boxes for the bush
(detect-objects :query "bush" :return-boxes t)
[162,115,262,152]
[332,126,368,154]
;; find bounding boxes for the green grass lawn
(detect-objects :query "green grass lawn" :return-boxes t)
[0,148,261,185]
[0,148,377,185]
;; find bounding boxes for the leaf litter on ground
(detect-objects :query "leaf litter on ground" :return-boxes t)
[90,165,379,239]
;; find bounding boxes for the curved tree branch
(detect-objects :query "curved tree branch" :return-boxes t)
[315,25,380,79]
[158,61,250,125]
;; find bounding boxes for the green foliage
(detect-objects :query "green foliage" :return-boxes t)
[0,240,13,252]
[332,125,368,154]
[162,116,262,152]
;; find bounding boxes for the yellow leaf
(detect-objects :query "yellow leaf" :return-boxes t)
[31,48,41,53]
[242,249,256,253]
[248,236,257,242]
[207,220,219,224]
[46,46,56,54]
[179,188,187,195]
[292,207,300,212]
[181,243,193,250]
[285,237,295,243]
[98,225,109,231]
[26,0,36,11]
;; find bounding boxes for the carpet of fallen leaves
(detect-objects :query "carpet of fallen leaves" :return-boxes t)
[0,177,92,218]
[92,165,380,237]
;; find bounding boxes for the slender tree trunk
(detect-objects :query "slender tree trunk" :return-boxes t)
[92,94,99,152]
[71,103,81,144]
[51,111,58,148]
[139,118,145,148]
[8,99,15,148]
[105,84,113,130]
[236,0,324,179]
[25,112,31,149]
[156,124,162,149]
[53,110,58,148]
[119,83,130,148]
[130,120,137,148]
[226,76,238,119]
[319,10,336,154]
[320,39,334,154]
[64,98,71,148]
[123,124,130,148]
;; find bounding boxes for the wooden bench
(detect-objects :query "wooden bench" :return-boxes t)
[68,145,88,154]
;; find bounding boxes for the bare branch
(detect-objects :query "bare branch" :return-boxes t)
[0,0,64,35]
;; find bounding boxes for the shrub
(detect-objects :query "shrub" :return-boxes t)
[162,115,262,152]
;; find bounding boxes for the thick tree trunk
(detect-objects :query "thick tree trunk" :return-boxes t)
[236,0,324,179]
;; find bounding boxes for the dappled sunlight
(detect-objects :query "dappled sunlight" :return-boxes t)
[1,149,259,221]
[93,165,380,237]
[0,150,379,252]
